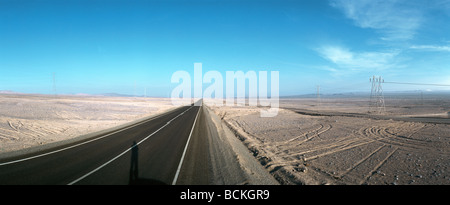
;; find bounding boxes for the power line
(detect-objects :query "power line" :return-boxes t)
[384,81,450,87]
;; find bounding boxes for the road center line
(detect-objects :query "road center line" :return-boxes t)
[67,106,194,185]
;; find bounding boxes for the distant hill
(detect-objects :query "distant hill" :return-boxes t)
[281,92,369,98]
[0,90,20,94]
[97,93,137,97]
[281,90,450,99]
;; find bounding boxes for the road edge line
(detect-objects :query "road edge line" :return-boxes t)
[66,106,193,185]
[172,104,201,185]
[0,106,186,166]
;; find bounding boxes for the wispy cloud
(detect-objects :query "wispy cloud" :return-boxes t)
[410,45,450,52]
[316,45,400,71]
[330,0,423,41]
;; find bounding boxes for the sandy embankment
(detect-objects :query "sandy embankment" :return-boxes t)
[0,94,176,155]
[204,105,279,185]
[207,98,450,185]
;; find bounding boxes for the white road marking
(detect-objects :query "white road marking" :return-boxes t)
[0,107,186,166]
[0,107,192,166]
[67,106,194,185]
[172,104,201,185]
[0,106,188,166]
[0,119,149,166]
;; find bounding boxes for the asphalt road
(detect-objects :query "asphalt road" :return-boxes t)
[0,103,201,185]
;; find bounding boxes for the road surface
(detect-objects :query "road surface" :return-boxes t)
[0,103,201,185]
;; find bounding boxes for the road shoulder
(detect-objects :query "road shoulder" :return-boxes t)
[177,105,279,185]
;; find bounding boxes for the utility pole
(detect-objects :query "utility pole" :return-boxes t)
[369,76,386,114]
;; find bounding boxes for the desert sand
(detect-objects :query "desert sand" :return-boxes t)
[1,92,448,185]
[206,94,450,185]
[0,94,175,154]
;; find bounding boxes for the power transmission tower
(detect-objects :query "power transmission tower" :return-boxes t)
[316,85,321,108]
[420,91,423,106]
[134,81,137,97]
[52,72,57,97]
[369,76,385,114]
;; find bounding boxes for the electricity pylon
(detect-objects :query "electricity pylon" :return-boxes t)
[52,72,57,97]
[316,85,321,108]
[369,76,385,114]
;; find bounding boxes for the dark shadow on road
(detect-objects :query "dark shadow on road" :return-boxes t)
[128,141,167,185]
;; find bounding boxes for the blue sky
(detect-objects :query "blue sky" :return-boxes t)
[1,0,450,97]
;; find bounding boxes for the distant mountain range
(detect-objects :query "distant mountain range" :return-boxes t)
[281,90,450,98]
[0,90,140,97]
[97,93,138,97]
[1,90,449,98]
[0,90,17,94]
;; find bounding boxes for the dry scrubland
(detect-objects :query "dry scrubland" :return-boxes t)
[0,94,175,153]
[207,95,450,185]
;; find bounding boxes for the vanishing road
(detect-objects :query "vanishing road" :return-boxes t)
[0,102,202,185]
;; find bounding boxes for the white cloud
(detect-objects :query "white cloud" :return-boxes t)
[330,0,423,41]
[410,45,450,52]
[318,65,339,73]
[317,45,400,70]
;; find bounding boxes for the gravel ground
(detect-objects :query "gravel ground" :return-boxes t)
[207,97,450,185]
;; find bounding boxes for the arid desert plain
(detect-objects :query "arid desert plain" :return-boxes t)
[0,93,175,154]
[1,93,449,185]
[207,93,450,185]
